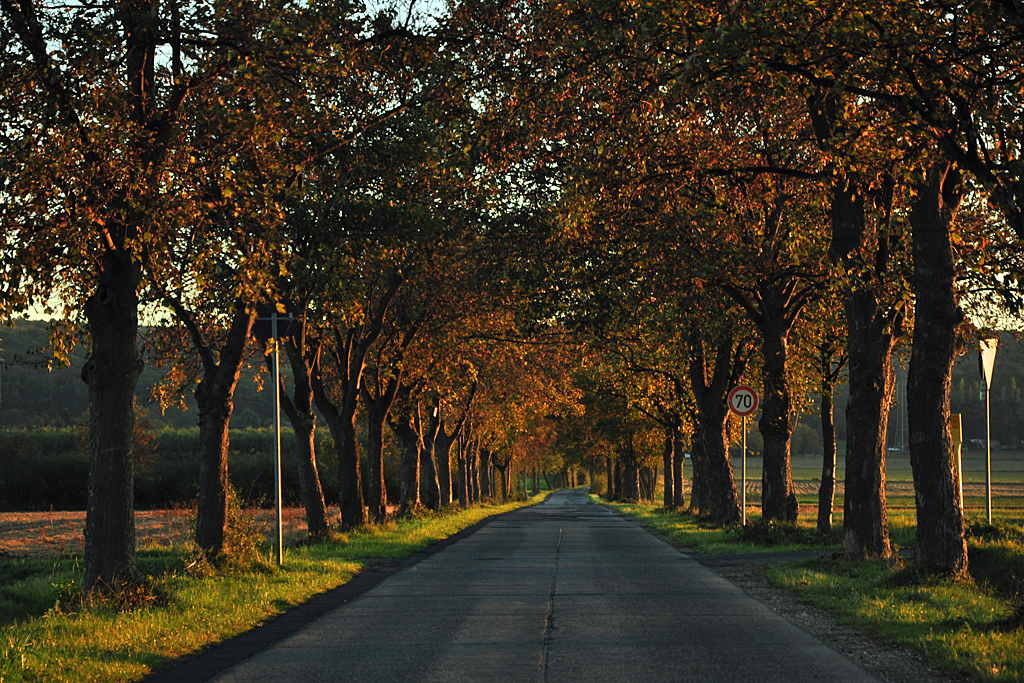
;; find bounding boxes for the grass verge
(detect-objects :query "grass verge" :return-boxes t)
[603,495,1024,682]
[0,497,543,683]
[598,496,842,554]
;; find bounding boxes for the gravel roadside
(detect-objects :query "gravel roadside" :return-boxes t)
[614,509,973,683]
[705,558,972,683]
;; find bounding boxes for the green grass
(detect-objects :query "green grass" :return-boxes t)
[0,497,544,683]
[604,494,1024,682]
[598,496,843,554]
[769,554,1024,681]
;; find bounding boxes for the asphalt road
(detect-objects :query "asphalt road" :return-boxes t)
[190,489,881,682]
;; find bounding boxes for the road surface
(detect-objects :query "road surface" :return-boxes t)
[168,489,882,682]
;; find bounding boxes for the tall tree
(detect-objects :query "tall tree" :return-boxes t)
[907,160,968,577]
[0,0,271,588]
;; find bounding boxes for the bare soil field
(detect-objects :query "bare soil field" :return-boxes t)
[0,507,336,561]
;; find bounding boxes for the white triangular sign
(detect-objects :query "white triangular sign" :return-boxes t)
[980,337,998,390]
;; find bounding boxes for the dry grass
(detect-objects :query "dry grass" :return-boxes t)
[0,507,331,561]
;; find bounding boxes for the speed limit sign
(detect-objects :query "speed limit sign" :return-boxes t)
[727,385,759,417]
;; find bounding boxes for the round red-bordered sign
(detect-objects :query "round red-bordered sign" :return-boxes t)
[727,385,759,417]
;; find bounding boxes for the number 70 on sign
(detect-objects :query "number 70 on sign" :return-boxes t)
[727,385,759,417]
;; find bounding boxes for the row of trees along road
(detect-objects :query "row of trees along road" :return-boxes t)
[1,0,1022,593]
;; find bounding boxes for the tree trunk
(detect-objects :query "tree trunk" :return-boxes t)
[363,395,389,522]
[588,460,596,494]
[435,435,454,506]
[663,431,674,508]
[419,406,441,510]
[613,460,623,502]
[193,307,255,560]
[457,429,470,507]
[810,93,900,558]
[313,372,365,530]
[758,298,798,523]
[469,437,480,503]
[639,466,654,502]
[689,431,706,512]
[842,289,898,558]
[389,396,421,517]
[359,371,401,523]
[457,451,468,507]
[695,408,741,524]
[82,250,144,591]
[279,339,330,539]
[829,171,899,559]
[673,428,686,508]
[817,352,839,536]
[908,162,968,578]
[479,448,492,499]
[605,456,614,500]
[621,448,640,501]
[492,454,510,502]
[689,334,742,525]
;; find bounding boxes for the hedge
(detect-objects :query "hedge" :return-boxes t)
[0,427,339,511]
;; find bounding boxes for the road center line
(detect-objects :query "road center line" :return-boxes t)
[538,526,562,683]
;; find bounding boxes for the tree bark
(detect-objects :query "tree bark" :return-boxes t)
[360,371,400,523]
[908,162,968,578]
[362,390,388,522]
[277,338,330,539]
[613,460,623,501]
[688,431,706,511]
[492,451,511,502]
[662,431,674,508]
[757,292,799,522]
[817,348,842,535]
[810,92,899,559]
[389,390,421,517]
[479,448,492,499]
[672,427,686,508]
[831,171,899,559]
[193,307,255,560]
[689,333,743,524]
[419,404,441,510]
[604,456,614,500]
[313,370,365,530]
[638,466,654,502]
[469,436,480,503]
[314,275,401,530]
[456,428,470,507]
[82,250,144,590]
[620,442,640,502]
[435,432,454,506]
[842,286,897,558]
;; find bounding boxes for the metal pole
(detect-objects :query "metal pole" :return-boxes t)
[741,415,747,526]
[958,443,964,512]
[986,380,992,523]
[273,313,283,567]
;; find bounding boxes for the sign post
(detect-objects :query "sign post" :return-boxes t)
[728,385,759,526]
[980,337,998,523]
[255,304,295,567]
